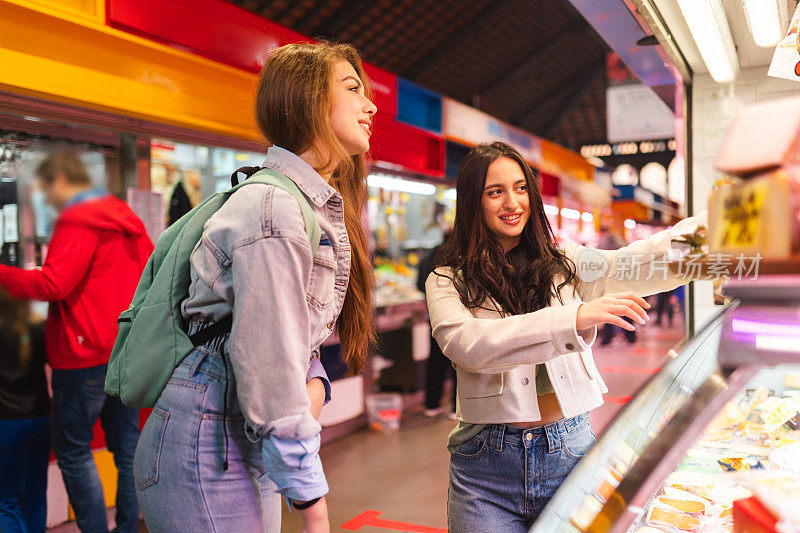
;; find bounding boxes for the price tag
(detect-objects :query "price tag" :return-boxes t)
[711,180,768,251]
[758,397,797,432]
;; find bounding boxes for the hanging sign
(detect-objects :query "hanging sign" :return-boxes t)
[606,84,675,143]
[768,3,800,82]
[443,99,542,164]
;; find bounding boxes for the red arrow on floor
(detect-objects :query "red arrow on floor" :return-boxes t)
[342,510,448,532]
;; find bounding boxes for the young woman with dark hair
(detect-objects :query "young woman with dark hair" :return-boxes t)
[134,42,377,533]
[426,142,705,532]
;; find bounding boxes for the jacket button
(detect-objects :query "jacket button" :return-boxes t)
[566,343,575,351]
[525,433,533,441]
[521,377,529,386]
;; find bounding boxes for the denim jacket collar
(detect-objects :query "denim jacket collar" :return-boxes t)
[261,146,338,208]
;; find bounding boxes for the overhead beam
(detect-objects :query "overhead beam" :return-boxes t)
[404,0,514,79]
[297,0,346,37]
[323,0,378,40]
[264,0,301,24]
[541,63,605,138]
[514,53,604,128]
[477,19,588,95]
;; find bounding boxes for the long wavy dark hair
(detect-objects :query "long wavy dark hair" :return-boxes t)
[435,142,577,315]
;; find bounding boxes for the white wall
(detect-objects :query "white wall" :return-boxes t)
[690,67,800,329]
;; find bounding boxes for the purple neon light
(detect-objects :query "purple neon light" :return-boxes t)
[731,318,800,337]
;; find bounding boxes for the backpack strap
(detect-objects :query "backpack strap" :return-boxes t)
[233,167,322,257]
[189,167,324,349]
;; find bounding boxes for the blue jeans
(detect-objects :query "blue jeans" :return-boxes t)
[134,348,280,533]
[448,414,596,532]
[0,416,50,533]
[51,364,140,533]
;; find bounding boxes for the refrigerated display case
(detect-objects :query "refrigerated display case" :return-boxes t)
[532,275,800,533]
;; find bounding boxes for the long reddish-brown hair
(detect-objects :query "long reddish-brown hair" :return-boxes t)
[255,42,374,374]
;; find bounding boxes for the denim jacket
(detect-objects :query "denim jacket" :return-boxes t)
[181,146,350,501]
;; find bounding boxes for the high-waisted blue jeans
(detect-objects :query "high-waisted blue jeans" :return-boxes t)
[448,414,596,532]
[134,347,280,533]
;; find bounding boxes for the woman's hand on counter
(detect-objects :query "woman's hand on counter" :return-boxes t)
[576,293,651,332]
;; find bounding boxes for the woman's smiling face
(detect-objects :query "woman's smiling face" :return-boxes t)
[328,60,377,156]
[481,157,531,251]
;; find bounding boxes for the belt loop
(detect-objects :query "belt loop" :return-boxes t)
[546,423,561,453]
[189,350,208,377]
[489,424,504,452]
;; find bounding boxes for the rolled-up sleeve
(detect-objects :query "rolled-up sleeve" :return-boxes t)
[226,190,327,501]
[262,433,328,502]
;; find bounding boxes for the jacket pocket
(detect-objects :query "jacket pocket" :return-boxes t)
[458,371,504,399]
[134,407,169,490]
[307,244,336,310]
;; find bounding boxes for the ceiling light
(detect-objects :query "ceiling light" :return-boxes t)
[444,188,457,201]
[561,208,581,220]
[586,156,606,168]
[676,0,739,82]
[581,212,594,222]
[367,174,437,195]
[743,0,787,48]
[543,204,559,216]
[755,334,800,353]
[624,219,637,229]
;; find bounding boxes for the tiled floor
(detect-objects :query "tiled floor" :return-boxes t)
[48,321,686,532]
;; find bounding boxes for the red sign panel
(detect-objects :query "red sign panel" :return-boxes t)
[107,0,311,73]
[107,0,444,177]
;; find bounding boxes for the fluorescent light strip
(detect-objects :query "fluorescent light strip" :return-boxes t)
[676,0,739,83]
[367,174,437,196]
[743,0,785,47]
[561,208,581,220]
[581,212,594,222]
[543,204,559,216]
[444,188,457,201]
[755,335,800,353]
[624,219,637,229]
[731,318,800,337]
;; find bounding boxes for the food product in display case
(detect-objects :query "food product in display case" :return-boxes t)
[709,97,800,260]
[530,279,800,533]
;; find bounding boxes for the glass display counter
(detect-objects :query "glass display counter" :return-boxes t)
[533,275,800,533]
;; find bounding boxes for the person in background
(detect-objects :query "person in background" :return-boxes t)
[655,285,685,327]
[595,225,636,345]
[0,289,49,533]
[417,231,457,418]
[0,152,154,533]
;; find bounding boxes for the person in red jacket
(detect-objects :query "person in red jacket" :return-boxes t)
[0,151,153,533]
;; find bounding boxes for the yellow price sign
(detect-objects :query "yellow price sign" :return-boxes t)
[714,180,768,250]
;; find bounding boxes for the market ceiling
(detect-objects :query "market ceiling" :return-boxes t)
[227,0,612,150]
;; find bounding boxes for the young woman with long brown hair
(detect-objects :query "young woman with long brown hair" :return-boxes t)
[134,42,376,533]
[426,142,704,532]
